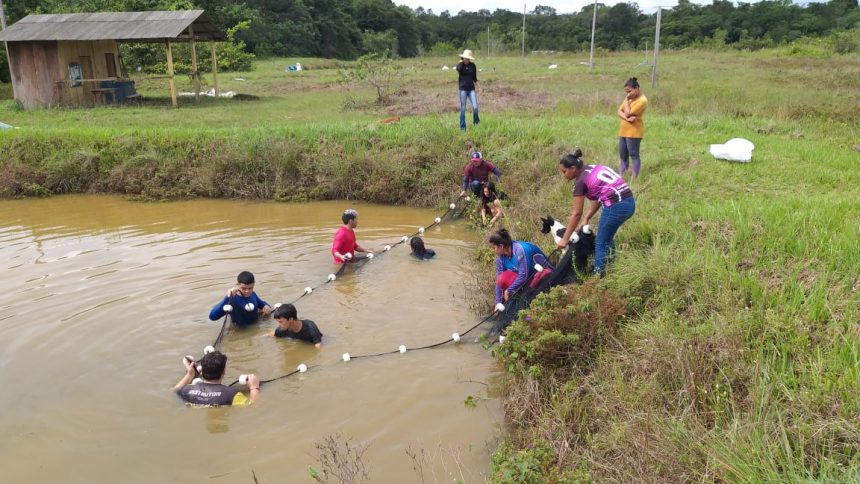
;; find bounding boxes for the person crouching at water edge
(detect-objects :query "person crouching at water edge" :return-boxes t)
[268,303,323,349]
[209,271,272,326]
[409,236,436,260]
[557,149,635,277]
[488,228,553,305]
[460,150,501,198]
[174,351,260,406]
[332,209,373,264]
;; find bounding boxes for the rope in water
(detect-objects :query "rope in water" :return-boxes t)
[227,306,503,388]
[227,277,553,388]
[206,198,464,350]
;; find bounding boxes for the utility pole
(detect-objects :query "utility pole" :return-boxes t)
[651,7,662,88]
[589,0,597,71]
[487,25,490,58]
[521,3,526,58]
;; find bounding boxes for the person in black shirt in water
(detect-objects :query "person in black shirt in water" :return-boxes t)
[173,350,260,406]
[410,237,436,260]
[268,303,323,348]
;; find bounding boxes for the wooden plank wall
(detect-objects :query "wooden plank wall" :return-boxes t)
[56,40,121,107]
[7,41,60,110]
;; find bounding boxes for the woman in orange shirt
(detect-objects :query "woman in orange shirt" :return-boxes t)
[617,77,648,179]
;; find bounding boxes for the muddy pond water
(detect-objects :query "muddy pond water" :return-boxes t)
[0,195,501,483]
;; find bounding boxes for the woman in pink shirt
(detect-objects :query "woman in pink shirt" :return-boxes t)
[331,209,372,263]
[557,149,635,276]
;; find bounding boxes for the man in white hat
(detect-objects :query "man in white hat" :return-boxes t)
[456,49,480,131]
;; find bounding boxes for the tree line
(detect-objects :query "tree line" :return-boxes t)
[1,0,858,65]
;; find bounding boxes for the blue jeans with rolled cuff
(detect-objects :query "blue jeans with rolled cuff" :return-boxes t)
[459,89,479,130]
[594,196,635,276]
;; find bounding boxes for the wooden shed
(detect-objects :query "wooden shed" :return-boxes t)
[0,10,225,109]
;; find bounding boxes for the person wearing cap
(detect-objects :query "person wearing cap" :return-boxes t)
[460,150,501,197]
[331,208,372,264]
[455,49,480,131]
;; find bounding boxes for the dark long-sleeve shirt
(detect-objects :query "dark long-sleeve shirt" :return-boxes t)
[209,292,269,326]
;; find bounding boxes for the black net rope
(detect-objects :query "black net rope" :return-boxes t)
[207,200,462,349]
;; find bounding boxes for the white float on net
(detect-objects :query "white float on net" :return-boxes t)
[297,364,308,373]
[304,287,313,294]
[342,353,351,362]
[328,273,337,282]
[452,333,461,342]
[399,345,407,353]
[222,304,233,313]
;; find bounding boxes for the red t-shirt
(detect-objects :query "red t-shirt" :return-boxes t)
[331,226,357,263]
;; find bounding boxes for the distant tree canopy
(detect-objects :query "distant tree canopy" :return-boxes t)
[3,0,859,61]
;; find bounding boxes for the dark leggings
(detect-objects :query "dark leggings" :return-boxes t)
[619,137,642,177]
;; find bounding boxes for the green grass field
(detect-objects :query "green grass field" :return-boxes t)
[1,47,858,482]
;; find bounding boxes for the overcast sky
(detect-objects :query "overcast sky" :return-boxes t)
[396,0,716,15]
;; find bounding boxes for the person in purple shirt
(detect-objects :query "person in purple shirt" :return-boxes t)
[488,228,552,304]
[557,149,635,276]
[208,271,272,326]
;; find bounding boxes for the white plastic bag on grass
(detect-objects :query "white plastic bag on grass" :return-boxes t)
[710,138,755,162]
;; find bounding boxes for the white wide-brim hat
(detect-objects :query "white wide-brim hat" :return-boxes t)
[459,49,475,60]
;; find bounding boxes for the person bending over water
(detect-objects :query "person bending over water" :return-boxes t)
[488,228,552,305]
[480,181,503,226]
[557,149,635,276]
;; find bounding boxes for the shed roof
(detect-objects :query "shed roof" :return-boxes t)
[0,10,225,42]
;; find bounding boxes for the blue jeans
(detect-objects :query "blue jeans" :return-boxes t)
[459,89,479,130]
[469,179,483,196]
[619,137,642,177]
[594,196,635,275]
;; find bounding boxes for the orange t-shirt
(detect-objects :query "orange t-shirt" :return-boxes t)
[618,95,647,138]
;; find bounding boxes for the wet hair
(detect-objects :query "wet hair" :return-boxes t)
[237,271,255,285]
[480,181,498,207]
[410,237,427,256]
[488,228,513,248]
[272,303,298,321]
[342,209,358,225]
[559,148,584,169]
[624,77,640,89]
[200,351,227,381]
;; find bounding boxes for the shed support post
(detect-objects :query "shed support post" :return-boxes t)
[209,40,219,97]
[189,25,200,101]
[166,39,178,108]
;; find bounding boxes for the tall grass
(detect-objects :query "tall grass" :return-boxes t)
[1,47,858,482]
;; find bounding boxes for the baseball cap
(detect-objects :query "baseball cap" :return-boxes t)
[470,151,483,160]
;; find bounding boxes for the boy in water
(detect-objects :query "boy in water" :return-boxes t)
[268,303,323,348]
[173,350,260,406]
[208,271,272,326]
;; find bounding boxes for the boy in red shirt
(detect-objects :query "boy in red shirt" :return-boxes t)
[331,209,373,263]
